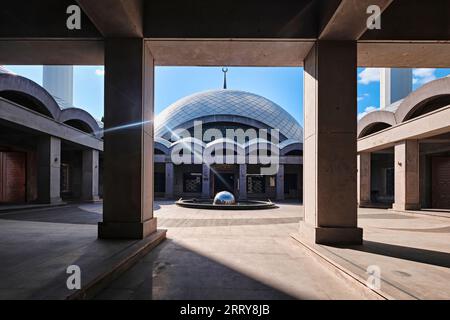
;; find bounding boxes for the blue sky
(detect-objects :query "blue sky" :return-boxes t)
[357,67,450,119]
[4,65,105,120]
[4,65,450,126]
[155,67,303,123]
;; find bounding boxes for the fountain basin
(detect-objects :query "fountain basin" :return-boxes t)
[176,198,276,210]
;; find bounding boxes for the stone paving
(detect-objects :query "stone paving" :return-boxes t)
[1,202,449,300]
[0,204,132,299]
[95,202,369,300]
[343,208,450,299]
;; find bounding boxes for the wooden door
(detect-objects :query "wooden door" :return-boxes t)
[0,152,26,203]
[432,157,450,209]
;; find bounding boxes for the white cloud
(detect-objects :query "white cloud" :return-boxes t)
[413,68,436,85]
[95,69,105,76]
[358,68,380,85]
[357,106,378,120]
[0,65,16,75]
[357,93,369,101]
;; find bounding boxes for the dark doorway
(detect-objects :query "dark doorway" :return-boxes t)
[154,172,166,193]
[214,172,235,195]
[284,173,298,198]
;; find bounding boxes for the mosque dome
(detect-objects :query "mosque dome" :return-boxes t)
[154,89,303,142]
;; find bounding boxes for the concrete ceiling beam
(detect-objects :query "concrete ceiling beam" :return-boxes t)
[76,0,143,37]
[358,41,450,67]
[361,0,450,41]
[146,39,314,66]
[319,0,394,40]
[0,40,104,65]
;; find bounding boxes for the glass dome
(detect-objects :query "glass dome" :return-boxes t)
[154,89,303,142]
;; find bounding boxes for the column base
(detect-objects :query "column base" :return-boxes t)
[98,218,157,239]
[392,203,421,211]
[299,221,363,245]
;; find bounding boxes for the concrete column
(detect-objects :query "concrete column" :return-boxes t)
[419,154,428,208]
[99,39,156,239]
[239,164,247,200]
[357,152,371,207]
[393,140,420,211]
[299,41,362,245]
[276,164,284,201]
[202,164,211,199]
[37,136,62,204]
[165,162,174,199]
[81,149,99,201]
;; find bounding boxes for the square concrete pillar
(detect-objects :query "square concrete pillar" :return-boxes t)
[81,149,100,201]
[165,162,174,199]
[299,41,362,245]
[276,164,284,201]
[99,39,156,239]
[37,136,62,204]
[239,164,247,200]
[202,164,211,199]
[393,140,420,211]
[357,152,371,207]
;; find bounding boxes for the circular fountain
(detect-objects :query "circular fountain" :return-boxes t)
[176,191,276,210]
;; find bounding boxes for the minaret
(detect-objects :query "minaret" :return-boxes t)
[43,66,74,105]
[222,67,228,89]
[380,68,412,109]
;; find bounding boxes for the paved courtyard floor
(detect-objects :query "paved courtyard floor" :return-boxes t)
[95,201,368,300]
[0,202,449,300]
[334,208,450,299]
[0,203,162,299]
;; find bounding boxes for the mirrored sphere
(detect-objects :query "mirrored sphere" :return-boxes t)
[213,191,236,205]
